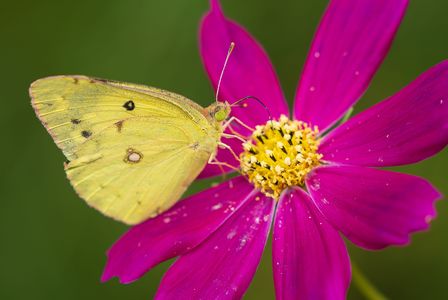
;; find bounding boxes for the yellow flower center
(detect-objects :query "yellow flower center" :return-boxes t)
[240,115,323,199]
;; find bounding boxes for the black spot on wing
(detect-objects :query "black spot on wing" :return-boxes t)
[81,130,92,138]
[71,118,81,124]
[123,100,135,111]
[115,120,124,132]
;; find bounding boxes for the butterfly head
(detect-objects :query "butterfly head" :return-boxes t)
[208,101,231,123]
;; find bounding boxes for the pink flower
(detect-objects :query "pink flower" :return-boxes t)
[102,0,447,299]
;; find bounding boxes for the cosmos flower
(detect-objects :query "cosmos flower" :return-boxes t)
[102,0,447,298]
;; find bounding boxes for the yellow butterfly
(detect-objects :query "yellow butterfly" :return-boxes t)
[30,74,238,225]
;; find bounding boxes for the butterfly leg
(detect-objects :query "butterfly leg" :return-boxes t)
[221,117,253,144]
[207,159,239,171]
[222,116,254,132]
[218,142,241,162]
[222,133,246,143]
[207,158,227,180]
[207,155,240,180]
[207,151,239,170]
[227,124,247,139]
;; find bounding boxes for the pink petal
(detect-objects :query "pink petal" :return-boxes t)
[199,0,289,178]
[200,0,288,129]
[306,165,441,250]
[320,61,448,166]
[294,0,408,131]
[155,193,274,299]
[273,188,350,300]
[102,176,254,283]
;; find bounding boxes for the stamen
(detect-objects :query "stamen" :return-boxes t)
[240,114,322,199]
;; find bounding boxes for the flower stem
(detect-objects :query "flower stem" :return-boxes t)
[341,107,354,123]
[351,261,388,300]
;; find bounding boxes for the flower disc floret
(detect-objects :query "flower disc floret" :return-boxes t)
[240,115,323,199]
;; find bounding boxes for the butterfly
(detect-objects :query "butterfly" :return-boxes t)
[30,74,238,225]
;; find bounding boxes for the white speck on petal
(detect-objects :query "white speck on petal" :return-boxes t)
[227,230,237,240]
[163,217,171,224]
[310,178,320,191]
[314,51,320,58]
[211,203,223,211]
[239,238,247,248]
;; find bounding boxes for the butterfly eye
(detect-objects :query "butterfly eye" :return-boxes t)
[214,107,228,122]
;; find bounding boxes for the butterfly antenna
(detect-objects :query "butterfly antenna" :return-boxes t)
[231,96,272,121]
[215,42,235,103]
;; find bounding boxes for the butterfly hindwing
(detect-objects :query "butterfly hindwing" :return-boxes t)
[65,117,211,224]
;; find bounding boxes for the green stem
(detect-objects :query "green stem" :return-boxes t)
[351,262,388,300]
[341,107,354,123]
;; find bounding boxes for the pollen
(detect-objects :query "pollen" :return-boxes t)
[240,115,323,199]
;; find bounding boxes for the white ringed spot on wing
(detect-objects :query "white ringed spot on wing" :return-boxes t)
[124,148,143,164]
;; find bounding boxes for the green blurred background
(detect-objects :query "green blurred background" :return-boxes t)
[1,0,447,299]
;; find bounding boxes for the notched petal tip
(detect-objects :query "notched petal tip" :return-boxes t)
[307,165,443,250]
[210,0,222,13]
